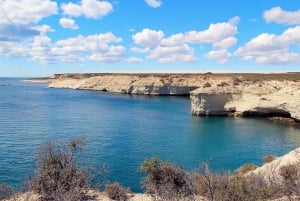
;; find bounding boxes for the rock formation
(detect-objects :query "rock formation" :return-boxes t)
[29,73,300,121]
[249,147,300,182]
[190,80,300,121]
[47,73,208,95]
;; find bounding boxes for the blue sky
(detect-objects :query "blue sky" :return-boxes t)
[0,0,300,76]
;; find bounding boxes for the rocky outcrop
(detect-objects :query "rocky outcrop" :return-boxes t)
[190,87,238,116]
[249,147,300,182]
[46,73,232,95]
[30,73,300,121]
[190,80,300,121]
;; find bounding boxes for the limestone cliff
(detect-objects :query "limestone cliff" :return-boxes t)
[190,79,300,121]
[46,73,232,95]
[30,73,300,121]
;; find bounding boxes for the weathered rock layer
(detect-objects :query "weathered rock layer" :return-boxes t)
[190,80,300,121]
[31,73,300,121]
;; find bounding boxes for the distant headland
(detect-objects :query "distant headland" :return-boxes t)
[27,72,300,122]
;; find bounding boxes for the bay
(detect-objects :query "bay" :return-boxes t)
[0,78,300,192]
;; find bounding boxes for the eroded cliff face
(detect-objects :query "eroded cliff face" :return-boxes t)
[47,73,232,95]
[190,80,300,121]
[38,73,300,121]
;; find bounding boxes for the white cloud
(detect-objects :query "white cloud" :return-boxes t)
[235,26,300,64]
[0,41,29,58]
[127,57,142,63]
[132,28,164,47]
[0,32,125,64]
[185,18,238,44]
[148,44,197,63]
[145,0,162,8]
[131,18,239,64]
[205,49,232,64]
[88,45,125,63]
[130,47,150,53]
[53,33,124,63]
[160,33,185,46]
[0,0,58,25]
[30,36,55,64]
[0,0,57,41]
[59,18,79,29]
[212,37,237,49]
[61,0,113,19]
[264,7,300,25]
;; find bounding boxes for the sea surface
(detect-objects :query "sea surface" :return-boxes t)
[0,77,300,192]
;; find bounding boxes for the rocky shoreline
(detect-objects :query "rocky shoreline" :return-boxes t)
[27,73,300,122]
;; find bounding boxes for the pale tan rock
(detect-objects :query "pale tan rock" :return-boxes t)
[249,147,300,183]
[41,73,300,120]
[191,80,300,121]
[47,73,230,95]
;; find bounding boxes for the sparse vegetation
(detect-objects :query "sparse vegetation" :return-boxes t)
[0,183,13,200]
[217,81,229,87]
[195,165,277,201]
[203,82,211,88]
[139,157,196,201]
[278,163,300,198]
[29,138,90,201]
[235,163,258,175]
[105,182,130,201]
[232,77,242,86]
[262,155,277,164]
[2,140,300,201]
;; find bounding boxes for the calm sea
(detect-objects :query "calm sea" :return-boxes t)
[0,78,300,192]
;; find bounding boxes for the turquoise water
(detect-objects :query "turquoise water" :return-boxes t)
[0,78,300,192]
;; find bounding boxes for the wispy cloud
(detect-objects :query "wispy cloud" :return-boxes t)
[59,18,79,30]
[264,7,300,25]
[145,0,162,8]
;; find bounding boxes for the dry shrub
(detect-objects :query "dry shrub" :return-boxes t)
[203,82,211,88]
[30,138,90,201]
[279,163,300,198]
[195,164,277,201]
[262,155,277,164]
[235,163,257,175]
[217,82,229,87]
[232,77,242,86]
[0,183,13,200]
[105,182,130,201]
[139,157,196,201]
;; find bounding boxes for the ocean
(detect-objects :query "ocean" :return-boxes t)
[0,77,300,192]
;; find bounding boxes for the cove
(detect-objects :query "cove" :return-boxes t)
[0,78,300,192]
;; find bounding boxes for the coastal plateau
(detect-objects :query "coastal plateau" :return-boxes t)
[29,73,300,121]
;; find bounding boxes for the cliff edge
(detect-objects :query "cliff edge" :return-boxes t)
[190,79,300,121]
[30,73,300,121]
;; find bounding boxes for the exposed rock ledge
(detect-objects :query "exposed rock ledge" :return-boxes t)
[46,73,217,95]
[249,147,300,182]
[29,73,300,121]
[190,80,300,121]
